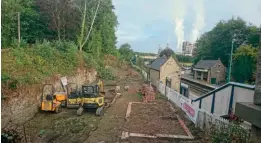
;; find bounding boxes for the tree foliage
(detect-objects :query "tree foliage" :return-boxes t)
[118,43,134,60]
[176,55,193,63]
[194,17,259,65]
[2,0,119,85]
[193,17,259,82]
[159,48,174,58]
[232,45,257,83]
[1,0,118,56]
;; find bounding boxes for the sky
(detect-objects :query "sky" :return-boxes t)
[112,0,261,53]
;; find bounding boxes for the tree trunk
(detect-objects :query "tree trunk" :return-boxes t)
[78,0,87,52]
[254,27,261,105]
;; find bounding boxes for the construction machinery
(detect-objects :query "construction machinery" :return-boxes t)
[67,83,81,108]
[40,84,61,113]
[54,77,68,107]
[54,91,67,107]
[77,79,105,116]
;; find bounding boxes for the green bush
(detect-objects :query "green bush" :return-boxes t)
[10,39,28,48]
[97,67,115,80]
[2,40,79,88]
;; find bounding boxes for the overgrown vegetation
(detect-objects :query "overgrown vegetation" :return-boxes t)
[232,45,257,83]
[211,123,251,143]
[2,0,120,87]
[118,43,134,61]
[2,41,78,88]
[175,55,194,63]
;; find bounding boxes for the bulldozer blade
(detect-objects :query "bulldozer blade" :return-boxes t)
[96,106,104,116]
[77,107,83,116]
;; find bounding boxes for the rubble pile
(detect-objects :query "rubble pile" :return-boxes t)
[141,84,155,102]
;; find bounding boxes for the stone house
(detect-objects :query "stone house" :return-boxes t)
[149,55,181,92]
[193,59,226,84]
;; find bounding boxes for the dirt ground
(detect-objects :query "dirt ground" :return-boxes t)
[20,65,206,143]
[126,101,186,135]
[21,66,143,143]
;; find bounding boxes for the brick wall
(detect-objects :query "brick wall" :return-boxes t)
[160,58,181,92]
[210,60,226,83]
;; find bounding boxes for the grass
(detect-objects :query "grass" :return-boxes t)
[155,93,168,100]
[136,93,143,100]
[2,40,122,90]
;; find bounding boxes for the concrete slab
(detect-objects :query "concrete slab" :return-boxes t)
[235,102,261,128]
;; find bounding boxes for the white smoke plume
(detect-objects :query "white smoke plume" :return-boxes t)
[191,0,205,43]
[175,18,184,52]
[173,0,187,53]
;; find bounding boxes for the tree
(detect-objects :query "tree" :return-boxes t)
[118,43,134,60]
[1,0,38,47]
[159,48,174,58]
[194,17,259,66]
[76,0,118,54]
[1,0,118,59]
[193,17,260,82]
[35,0,80,41]
[176,55,193,63]
[232,45,257,83]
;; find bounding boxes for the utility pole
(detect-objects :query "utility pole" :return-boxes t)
[17,12,20,48]
[228,38,236,82]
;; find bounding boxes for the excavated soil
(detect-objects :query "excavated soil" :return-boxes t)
[4,65,206,143]
[126,100,187,135]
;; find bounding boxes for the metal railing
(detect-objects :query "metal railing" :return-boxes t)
[191,82,255,116]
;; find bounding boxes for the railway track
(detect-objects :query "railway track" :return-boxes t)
[181,77,216,95]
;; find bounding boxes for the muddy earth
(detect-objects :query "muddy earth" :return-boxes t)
[3,66,206,143]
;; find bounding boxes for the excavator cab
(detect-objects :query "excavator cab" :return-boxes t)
[67,83,81,108]
[40,84,61,113]
[77,79,105,116]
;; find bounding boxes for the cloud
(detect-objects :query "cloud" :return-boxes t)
[115,23,149,42]
[112,0,261,53]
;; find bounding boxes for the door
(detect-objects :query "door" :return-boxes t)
[211,78,216,84]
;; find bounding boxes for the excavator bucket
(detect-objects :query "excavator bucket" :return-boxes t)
[77,106,83,116]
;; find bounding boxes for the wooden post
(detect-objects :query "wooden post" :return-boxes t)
[17,12,20,48]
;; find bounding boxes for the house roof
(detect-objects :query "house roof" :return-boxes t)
[149,55,168,71]
[194,60,220,69]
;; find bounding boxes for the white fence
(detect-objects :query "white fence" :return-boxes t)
[131,63,251,140]
[156,81,251,139]
[196,109,251,141]
[157,81,198,123]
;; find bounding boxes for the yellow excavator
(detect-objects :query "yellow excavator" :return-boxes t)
[67,83,81,108]
[40,84,61,113]
[77,79,105,116]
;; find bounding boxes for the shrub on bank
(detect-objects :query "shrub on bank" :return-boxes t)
[1,40,78,88]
